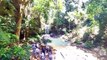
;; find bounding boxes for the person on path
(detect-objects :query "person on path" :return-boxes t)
[31,43,37,58]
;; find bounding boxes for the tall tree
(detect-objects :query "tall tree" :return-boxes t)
[32,0,55,21]
[87,0,107,46]
[0,0,15,16]
[29,0,54,33]
[12,0,30,40]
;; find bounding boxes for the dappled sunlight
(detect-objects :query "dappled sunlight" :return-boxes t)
[55,46,98,60]
[0,0,107,60]
[92,26,99,35]
[78,26,88,38]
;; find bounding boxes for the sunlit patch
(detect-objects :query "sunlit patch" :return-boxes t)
[78,26,88,38]
[93,26,99,35]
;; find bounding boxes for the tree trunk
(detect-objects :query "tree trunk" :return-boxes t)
[15,11,23,40]
[12,0,22,41]
[11,0,30,45]
[25,26,29,40]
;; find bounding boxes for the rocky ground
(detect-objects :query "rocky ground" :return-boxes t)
[30,34,107,60]
[54,46,98,60]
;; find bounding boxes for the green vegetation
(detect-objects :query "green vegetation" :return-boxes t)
[0,0,107,59]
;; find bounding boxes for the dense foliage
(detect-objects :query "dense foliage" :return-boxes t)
[0,0,107,59]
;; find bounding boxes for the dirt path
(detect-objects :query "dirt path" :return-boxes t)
[54,46,98,60]
[30,34,99,60]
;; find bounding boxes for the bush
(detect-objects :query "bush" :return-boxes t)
[0,29,30,60]
[0,16,16,33]
[47,39,52,43]
[84,40,93,49]
[74,40,81,44]
[1,46,30,60]
[0,30,18,47]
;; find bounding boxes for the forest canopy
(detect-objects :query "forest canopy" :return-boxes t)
[0,0,107,60]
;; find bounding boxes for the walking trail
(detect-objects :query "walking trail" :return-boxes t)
[30,34,99,60]
[45,34,98,60]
